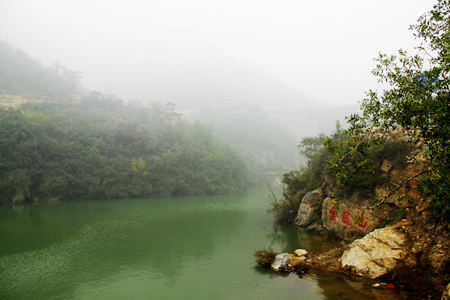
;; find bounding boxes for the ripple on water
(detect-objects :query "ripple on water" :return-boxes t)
[0,188,405,300]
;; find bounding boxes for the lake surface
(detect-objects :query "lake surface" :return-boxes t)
[0,187,403,299]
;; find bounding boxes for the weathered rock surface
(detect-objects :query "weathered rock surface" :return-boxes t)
[295,187,325,227]
[294,128,425,240]
[321,196,379,240]
[271,253,290,271]
[340,225,406,278]
[305,220,326,232]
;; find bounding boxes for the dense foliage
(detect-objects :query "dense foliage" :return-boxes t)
[271,119,412,224]
[0,40,81,97]
[0,96,248,204]
[269,127,337,223]
[188,104,300,184]
[0,40,249,204]
[271,1,450,224]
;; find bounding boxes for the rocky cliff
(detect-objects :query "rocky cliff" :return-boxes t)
[291,128,450,299]
[295,127,425,240]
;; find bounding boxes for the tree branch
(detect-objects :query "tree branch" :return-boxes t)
[341,171,427,210]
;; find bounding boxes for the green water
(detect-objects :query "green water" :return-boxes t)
[0,188,403,300]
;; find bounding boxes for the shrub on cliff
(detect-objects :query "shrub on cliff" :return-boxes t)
[272,122,416,223]
[324,0,450,220]
[269,125,338,223]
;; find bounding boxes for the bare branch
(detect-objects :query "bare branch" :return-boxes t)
[341,171,427,210]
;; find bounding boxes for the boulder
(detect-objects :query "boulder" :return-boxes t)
[271,253,290,271]
[295,187,325,227]
[340,225,406,278]
[321,196,379,240]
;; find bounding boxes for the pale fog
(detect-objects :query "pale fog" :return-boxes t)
[0,0,437,169]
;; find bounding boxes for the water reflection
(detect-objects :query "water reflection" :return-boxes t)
[0,188,405,300]
[313,270,404,300]
[0,196,247,299]
[252,265,290,278]
[251,219,404,300]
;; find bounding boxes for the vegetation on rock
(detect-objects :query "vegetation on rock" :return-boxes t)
[326,0,450,220]
[267,1,450,298]
[274,0,450,223]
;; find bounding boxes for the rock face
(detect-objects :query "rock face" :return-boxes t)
[294,127,425,240]
[340,225,406,278]
[321,196,380,240]
[295,187,325,227]
[271,253,290,271]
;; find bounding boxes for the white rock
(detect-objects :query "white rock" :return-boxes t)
[295,189,325,227]
[340,225,406,278]
[271,253,290,271]
[294,249,308,257]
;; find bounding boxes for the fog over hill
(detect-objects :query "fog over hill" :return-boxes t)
[0,34,357,182]
[91,30,318,110]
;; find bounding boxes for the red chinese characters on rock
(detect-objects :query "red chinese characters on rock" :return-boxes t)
[329,205,338,221]
[329,205,369,229]
[354,211,368,229]
[341,209,352,226]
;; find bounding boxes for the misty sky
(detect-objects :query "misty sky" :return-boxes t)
[0,0,436,105]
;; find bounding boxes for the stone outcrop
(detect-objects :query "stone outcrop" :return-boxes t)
[340,224,406,278]
[286,128,450,297]
[295,187,325,227]
[294,128,425,240]
[317,152,423,240]
[321,196,380,240]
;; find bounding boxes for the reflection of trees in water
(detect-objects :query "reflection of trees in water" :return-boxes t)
[0,201,111,256]
[124,209,246,282]
[265,224,341,254]
[0,198,247,299]
[258,225,404,299]
[265,223,301,253]
[72,207,247,288]
[295,228,342,254]
[313,270,403,300]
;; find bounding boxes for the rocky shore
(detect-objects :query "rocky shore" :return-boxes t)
[270,128,450,299]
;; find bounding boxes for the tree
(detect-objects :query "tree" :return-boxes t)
[326,0,450,219]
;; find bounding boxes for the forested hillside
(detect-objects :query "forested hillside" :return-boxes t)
[0,40,248,203]
[188,104,300,182]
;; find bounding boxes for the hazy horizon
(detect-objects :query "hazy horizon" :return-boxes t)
[1,0,435,106]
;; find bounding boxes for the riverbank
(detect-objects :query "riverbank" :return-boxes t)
[260,213,450,299]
